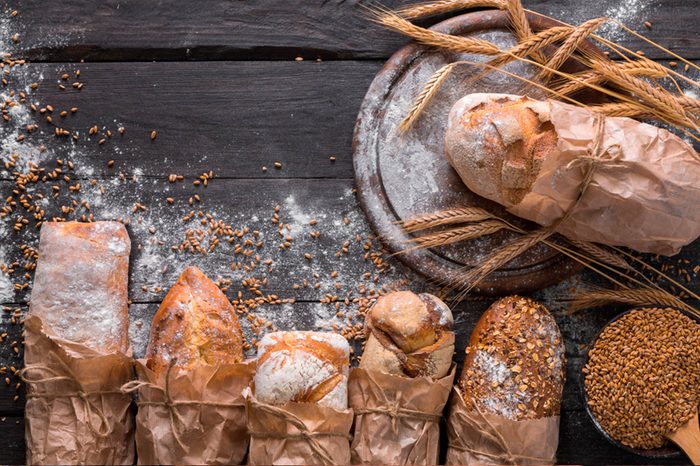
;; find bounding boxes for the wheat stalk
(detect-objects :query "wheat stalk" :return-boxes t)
[588,59,694,127]
[453,227,552,294]
[505,0,546,64]
[568,240,632,271]
[566,287,699,317]
[395,0,505,19]
[553,60,668,96]
[400,207,494,232]
[399,62,462,132]
[537,17,606,82]
[373,10,501,55]
[407,220,505,250]
[588,102,653,118]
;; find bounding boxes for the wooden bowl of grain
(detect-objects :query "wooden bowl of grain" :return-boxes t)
[581,306,700,459]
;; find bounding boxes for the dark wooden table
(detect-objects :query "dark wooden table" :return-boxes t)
[0,0,698,464]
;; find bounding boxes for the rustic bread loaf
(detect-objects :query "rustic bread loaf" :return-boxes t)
[459,296,565,420]
[360,291,454,379]
[145,266,245,379]
[445,93,556,207]
[28,221,131,353]
[444,93,700,255]
[255,331,349,409]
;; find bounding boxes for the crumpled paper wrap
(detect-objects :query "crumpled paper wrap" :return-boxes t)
[349,366,455,465]
[21,315,135,465]
[445,387,559,465]
[449,93,700,255]
[245,390,353,465]
[122,359,255,465]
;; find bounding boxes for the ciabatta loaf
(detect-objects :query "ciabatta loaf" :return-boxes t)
[360,291,454,378]
[445,93,700,255]
[29,221,130,353]
[255,331,350,409]
[459,296,565,420]
[145,266,245,379]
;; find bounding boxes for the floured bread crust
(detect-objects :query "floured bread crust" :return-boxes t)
[29,221,131,354]
[145,266,245,379]
[445,93,556,207]
[459,296,565,420]
[360,291,455,379]
[255,331,350,410]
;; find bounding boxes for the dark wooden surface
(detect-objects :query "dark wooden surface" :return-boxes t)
[0,0,699,464]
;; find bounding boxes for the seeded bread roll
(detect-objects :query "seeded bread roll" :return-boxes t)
[255,331,350,410]
[360,291,454,379]
[145,266,245,378]
[460,296,565,420]
[29,221,130,353]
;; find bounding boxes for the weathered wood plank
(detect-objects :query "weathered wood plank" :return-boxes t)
[0,61,380,180]
[3,0,699,61]
[3,176,699,305]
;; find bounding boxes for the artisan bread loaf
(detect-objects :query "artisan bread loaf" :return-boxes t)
[459,296,565,420]
[29,221,130,353]
[360,291,454,379]
[444,93,700,255]
[146,266,244,378]
[445,93,556,207]
[255,331,349,409]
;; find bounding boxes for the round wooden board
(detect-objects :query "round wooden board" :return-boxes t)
[353,10,586,296]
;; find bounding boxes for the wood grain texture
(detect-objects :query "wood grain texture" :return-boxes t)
[3,176,699,305]
[3,0,699,61]
[0,61,379,180]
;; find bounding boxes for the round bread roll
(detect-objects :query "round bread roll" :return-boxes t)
[360,291,454,379]
[145,266,245,379]
[445,93,556,208]
[460,296,565,420]
[255,331,350,410]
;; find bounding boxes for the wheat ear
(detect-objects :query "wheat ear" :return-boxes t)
[406,220,506,250]
[400,207,494,232]
[566,287,699,317]
[396,0,505,19]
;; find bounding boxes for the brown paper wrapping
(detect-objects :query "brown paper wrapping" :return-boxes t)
[511,98,700,256]
[349,366,455,465]
[445,387,559,465]
[123,359,255,465]
[21,315,135,465]
[245,391,353,465]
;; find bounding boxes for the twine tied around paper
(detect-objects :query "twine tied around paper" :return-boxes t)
[121,359,245,450]
[353,369,441,433]
[540,115,622,238]
[447,398,555,465]
[247,397,350,466]
[20,352,123,438]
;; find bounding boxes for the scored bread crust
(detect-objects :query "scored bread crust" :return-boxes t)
[29,221,131,354]
[445,93,557,207]
[459,296,565,420]
[145,266,244,379]
[360,291,455,379]
[254,331,350,410]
